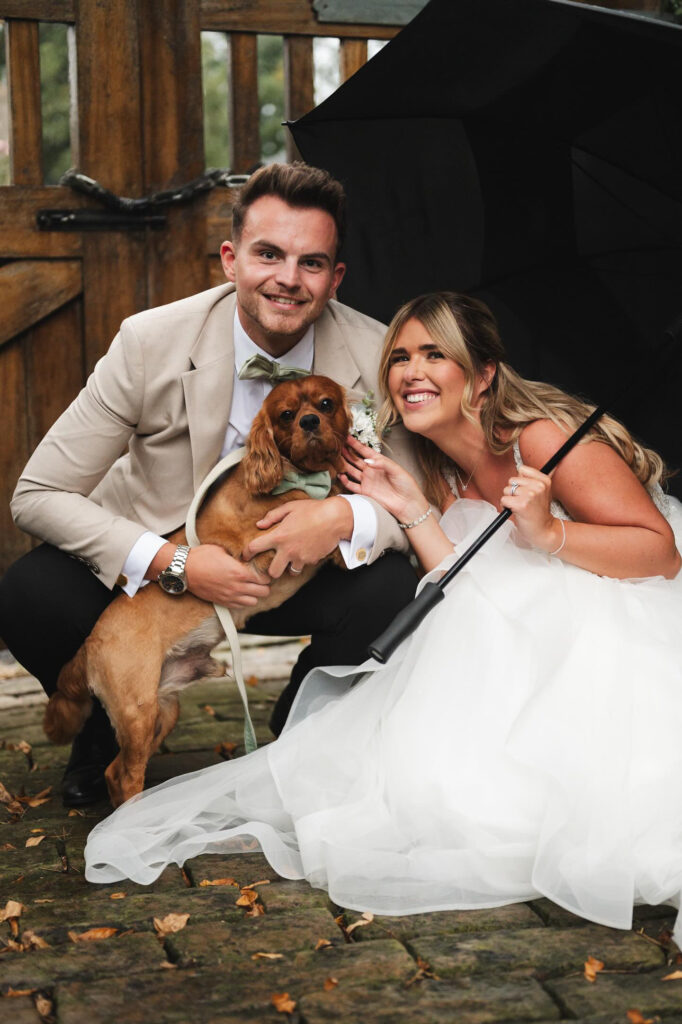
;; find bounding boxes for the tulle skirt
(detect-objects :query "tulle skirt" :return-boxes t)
[85,497,682,942]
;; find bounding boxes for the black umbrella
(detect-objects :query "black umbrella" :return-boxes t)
[291,0,682,490]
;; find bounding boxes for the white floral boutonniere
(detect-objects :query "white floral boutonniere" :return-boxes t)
[350,391,382,451]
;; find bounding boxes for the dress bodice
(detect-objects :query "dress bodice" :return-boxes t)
[444,439,671,521]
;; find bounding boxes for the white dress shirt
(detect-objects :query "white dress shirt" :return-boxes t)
[120,310,377,595]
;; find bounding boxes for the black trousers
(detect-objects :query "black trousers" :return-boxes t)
[0,544,418,741]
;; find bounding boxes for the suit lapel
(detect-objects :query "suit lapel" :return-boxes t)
[182,286,237,491]
[313,304,362,396]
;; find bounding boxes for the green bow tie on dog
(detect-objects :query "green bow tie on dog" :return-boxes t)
[238,354,311,384]
[271,469,332,500]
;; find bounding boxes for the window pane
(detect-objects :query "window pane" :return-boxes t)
[313,37,339,106]
[368,39,388,59]
[39,21,71,184]
[202,31,229,171]
[0,21,9,186]
[258,35,284,164]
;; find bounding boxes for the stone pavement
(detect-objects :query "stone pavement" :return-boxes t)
[1,640,682,1024]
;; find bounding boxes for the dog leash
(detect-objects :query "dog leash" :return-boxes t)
[184,447,258,755]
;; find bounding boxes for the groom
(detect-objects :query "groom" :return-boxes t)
[0,162,419,806]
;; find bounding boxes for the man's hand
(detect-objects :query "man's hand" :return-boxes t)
[148,541,270,607]
[245,497,353,579]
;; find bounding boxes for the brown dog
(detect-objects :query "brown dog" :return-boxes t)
[44,375,350,806]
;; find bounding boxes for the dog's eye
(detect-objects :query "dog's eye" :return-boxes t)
[319,398,335,413]
[279,409,295,422]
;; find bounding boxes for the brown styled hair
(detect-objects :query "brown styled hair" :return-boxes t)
[378,291,667,509]
[231,162,346,259]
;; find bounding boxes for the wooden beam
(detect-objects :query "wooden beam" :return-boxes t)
[0,338,31,570]
[138,0,208,306]
[200,0,400,38]
[206,185,238,252]
[339,38,367,84]
[0,260,82,348]
[227,33,261,173]
[74,0,146,371]
[284,35,314,161]
[0,187,87,258]
[313,0,425,26]
[6,20,43,185]
[0,1,74,21]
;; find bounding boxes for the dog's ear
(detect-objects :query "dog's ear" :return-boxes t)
[242,407,283,494]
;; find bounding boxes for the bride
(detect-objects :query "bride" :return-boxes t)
[85,291,682,943]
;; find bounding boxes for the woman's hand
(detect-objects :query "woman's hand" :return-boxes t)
[340,435,430,524]
[500,464,564,552]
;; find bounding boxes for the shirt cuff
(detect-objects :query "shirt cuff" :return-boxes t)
[337,495,378,569]
[120,531,167,596]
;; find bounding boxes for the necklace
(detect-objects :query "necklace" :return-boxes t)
[453,453,483,492]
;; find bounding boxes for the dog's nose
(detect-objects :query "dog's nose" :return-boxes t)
[299,414,320,432]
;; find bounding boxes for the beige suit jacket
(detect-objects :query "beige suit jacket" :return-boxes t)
[12,284,420,589]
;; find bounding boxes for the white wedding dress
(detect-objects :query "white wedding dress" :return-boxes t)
[85,465,682,943]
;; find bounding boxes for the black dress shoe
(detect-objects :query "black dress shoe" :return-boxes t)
[61,701,118,807]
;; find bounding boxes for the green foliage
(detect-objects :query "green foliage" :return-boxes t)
[39,22,71,184]
[0,21,9,186]
[663,0,682,19]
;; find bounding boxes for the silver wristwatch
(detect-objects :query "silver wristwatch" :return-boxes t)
[157,544,190,594]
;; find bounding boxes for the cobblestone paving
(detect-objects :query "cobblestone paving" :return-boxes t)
[1,642,681,1024]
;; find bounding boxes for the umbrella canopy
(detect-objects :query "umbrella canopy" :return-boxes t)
[291,0,682,490]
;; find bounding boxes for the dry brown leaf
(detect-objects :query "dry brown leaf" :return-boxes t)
[323,977,339,991]
[271,992,297,1014]
[153,913,190,937]
[199,878,237,888]
[68,927,118,943]
[4,987,35,997]
[29,828,44,833]
[18,786,52,808]
[662,970,682,981]
[251,951,284,960]
[109,893,126,900]
[33,899,53,905]
[584,955,605,983]
[246,675,258,687]
[34,992,54,1018]
[1,900,25,922]
[68,808,85,818]
[315,938,332,950]
[245,903,266,918]
[0,781,23,816]
[242,879,271,890]
[0,843,16,851]
[626,1012,655,1024]
[214,741,238,760]
[0,780,15,804]
[202,704,216,716]
[22,930,50,951]
[345,911,374,935]
[159,960,178,969]
[25,835,45,848]
[236,889,259,906]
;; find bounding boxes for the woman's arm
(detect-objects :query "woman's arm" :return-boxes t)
[341,437,456,573]
[504,420,680,579]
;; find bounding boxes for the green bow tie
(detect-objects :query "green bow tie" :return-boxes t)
[238,353,311,384]
[271,469,332,500]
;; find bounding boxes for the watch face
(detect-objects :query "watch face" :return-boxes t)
[159,573,186,594]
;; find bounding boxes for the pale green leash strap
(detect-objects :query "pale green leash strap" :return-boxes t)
[184,446,258,754]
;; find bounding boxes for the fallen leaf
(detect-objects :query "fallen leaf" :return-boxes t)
[0,843,16,851]
[29,828,44,833]
[159,960,178,969]
[68,808,85,818]
[214,741,238,760]
[22,930,50,950]
[271,992,297,1013]
[245,903,266,918]
[153,913,190,937]
[34,992,54,1018]
[662,970,682,981]
[202,704,216,716]
[236,889,259,906]
[199,878,237,888]
[252,951,284,960]
[18,786,52,808]
[0,781,15,804]
[0,900,25,922]
[246,675,258,687]
[0,781,24,816]
[626,1012,655,1024]
[109,893,126,900]
[68,927,118,943]
[25,835,45,848]
[181,868,192,888]
[315,938,332,950]
[584,955,605,983]
[323,977,339,991]
[33,899,54,905]
[242,880,270,890]
[3,987,35,997]
[346,911,374,935]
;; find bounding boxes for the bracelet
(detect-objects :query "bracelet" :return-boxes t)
[398,506,432,530]
[548,518,567,556]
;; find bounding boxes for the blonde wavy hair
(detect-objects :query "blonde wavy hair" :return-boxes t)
[378,292,667,509]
